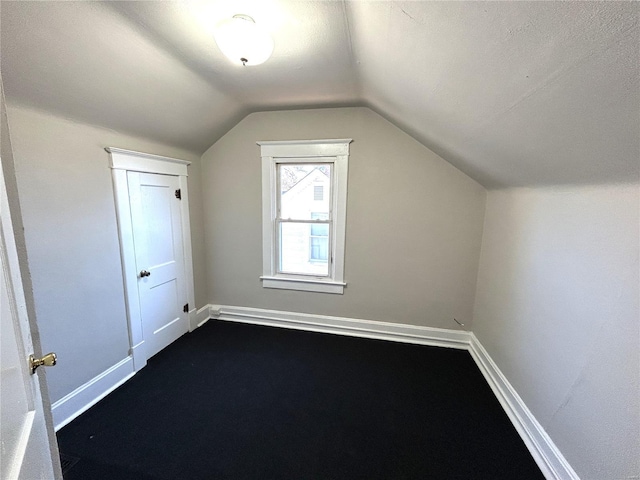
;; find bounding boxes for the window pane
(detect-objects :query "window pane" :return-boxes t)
[310,223,328,236]
[279,222,329,276]
[310,237,328,261]
[279,164,331,220]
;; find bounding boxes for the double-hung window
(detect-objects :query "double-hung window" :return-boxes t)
[259,139,351,294]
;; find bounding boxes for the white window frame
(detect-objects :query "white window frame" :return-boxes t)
[258,139,351,294]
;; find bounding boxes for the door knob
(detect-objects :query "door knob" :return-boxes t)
[29,352,57,374]
[139,270,151,278]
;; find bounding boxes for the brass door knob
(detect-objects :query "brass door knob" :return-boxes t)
[139,270,151,278]
[29,352,57,375]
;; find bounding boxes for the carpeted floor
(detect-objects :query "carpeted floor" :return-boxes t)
[57,320,544,479]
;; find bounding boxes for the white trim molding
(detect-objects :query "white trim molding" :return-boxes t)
[106,147,190,176]
[259,276,346,294]
[193,304,212,330]
[259,139,352,294]
[196,304,579,480]
[468,334,580,480]
[107,148,195,371]
[210,305,471,350]
[257,139,352,157]
[52,357,135,431]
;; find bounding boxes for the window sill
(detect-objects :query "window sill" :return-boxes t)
[260,276,345,294]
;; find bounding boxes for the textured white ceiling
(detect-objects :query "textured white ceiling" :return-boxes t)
[1,1,638,188]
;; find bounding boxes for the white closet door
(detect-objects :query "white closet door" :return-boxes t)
[127,171,188,359]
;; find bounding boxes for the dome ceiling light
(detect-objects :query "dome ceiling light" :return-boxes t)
[214,14,274,66]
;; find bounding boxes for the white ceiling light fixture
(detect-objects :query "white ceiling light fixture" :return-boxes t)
[214,14,274,66]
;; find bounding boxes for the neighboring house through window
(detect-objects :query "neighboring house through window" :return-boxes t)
[310,212,329,262]
[258,139,351,294]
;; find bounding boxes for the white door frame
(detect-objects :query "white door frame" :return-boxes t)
[107,147,195,372]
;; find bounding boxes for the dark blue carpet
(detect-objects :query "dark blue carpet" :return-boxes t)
[57,320,544,479]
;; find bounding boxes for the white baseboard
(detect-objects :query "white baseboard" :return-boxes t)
[195,304,211,328]
[188,305,214,331]
[130,340,146,372]
[52,356,135,431]
[211,304,471,349]
[468,334,580,480]
[198,303,578,480]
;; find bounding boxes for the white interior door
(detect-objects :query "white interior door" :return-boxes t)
[127,171,188,359]
[1,160,60,479]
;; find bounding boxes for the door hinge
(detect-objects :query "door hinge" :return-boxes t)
[175,189,181,200]
[183,303,189,313]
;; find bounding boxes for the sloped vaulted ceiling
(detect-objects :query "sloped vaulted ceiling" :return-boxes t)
[1,1,638,188]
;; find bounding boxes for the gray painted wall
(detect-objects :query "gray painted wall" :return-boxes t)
[473,184,640,479]
[5,105,207,403]
[201,107,486,329]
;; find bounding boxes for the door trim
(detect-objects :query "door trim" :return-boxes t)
[51,357,135,430]
[107,148,195,372]
[107,147,190,175]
